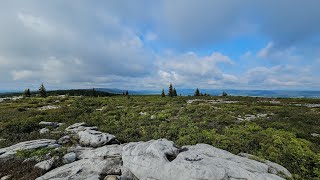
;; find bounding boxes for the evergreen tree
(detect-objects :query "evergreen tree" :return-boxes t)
[222,91,228,97]
[92,88,97,97]
[38,83,47,97]
[161,89,166,97]
[125,90,129,96]
[168,83,173,97]
[194,88,200,96]
[24,88,31,97]
[173,88,177,96]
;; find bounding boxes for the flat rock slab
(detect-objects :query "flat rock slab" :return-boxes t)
[65,122,98,134]
[0,139,58,159]
[122,139,289,180]
[78,144,124,159]
[36,157,122,180]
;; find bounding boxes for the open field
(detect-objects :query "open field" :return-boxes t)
[0,95,319,179]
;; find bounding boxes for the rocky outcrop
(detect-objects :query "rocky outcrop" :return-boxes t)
[0,139,58,159]
[122,139,290,180]
[63,152,76,164]
[35,157,56,172]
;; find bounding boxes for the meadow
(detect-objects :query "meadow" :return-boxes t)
[0,95,319,179]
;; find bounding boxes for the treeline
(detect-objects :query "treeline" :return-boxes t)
[161,83,228,97]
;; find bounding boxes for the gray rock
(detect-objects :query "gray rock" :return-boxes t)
[65,122,98,133]
[39,121,60,128]
[63,152,76,164]
[78,130,117,148]
[57,135,71,145]
[0,175,12,180]
[0,139,57,159]
[36,157,122,180]
[122,139,287,180]
[78,144,124,159]
[35,157,56,172]
[311,133,320,137]
[238,153,292,178]
[40,128,50,134]
[104,175,117,180]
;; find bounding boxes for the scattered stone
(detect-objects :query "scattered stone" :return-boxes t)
[0,139,58,159]
[78,130,117,148]
[139,112,147,116]
[122,139,289,180]
[0,175,12,180]
[150,115,156,119]
[58,135,71,145]
[0,138,6,142]
[65,122,98,133]
[40,128,50,134]
[35,157,56,172]
[63,152,76,164]
[38,105,60,111]
[187,99,239,104]
[311,133,320,137]
[39,121,61,128]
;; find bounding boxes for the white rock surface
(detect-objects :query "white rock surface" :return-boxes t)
[0,175,12,180]
[63,152,76,164]
[78,130,117,148]
[40,128,50,134]
[35,157,56,171]
[65,122,98,133]
[36,156,122,180]
[122,139,289,180]
[78,144,124,159]
[0,139,57,159]
[238,153,292,178]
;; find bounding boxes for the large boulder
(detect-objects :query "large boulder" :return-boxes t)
[35,157,56,172]
[122,139,290,180]
[36,155,122,180]
[78,144,124,159]
[78,130,117,148]
[0,139,58,159]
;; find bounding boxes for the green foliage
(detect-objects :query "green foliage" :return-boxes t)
[168,83,173,97]
[173,88,177,97]
[161,89,165,97]
[24,89,31,97]
[194,88,200,96]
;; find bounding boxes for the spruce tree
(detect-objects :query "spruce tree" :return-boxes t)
[24,88,31,97]
[38,83,47,97]
[194,88,200,96]
[92,88,97,97]
[173,88,177,96]
[125,90,129,96]
[168,83,173,97]
[161,89,166,97]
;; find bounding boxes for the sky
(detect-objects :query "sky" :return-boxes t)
[0,0,320,91]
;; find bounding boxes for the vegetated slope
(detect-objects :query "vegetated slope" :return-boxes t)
[0,95,319,179]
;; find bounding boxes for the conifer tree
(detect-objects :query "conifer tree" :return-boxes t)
[161,89,166,97]
[92,88,97,97]
[125,90,129,96]
[24,88,31,97]
[194,88,200,96]
[173,88,177,96]
[222,91,228,97]
[168,83,173,97]
[38,83,47,97]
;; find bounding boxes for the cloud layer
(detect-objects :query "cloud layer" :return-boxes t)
[0,1,319,90]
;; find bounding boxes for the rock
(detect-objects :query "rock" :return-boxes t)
[39,121,60,128]
[0,139,58,159]
[63,152,76,164]
[35,157,56,172]
[104,175,118,180]
[238,153,292,178]
[139,112,147,116]
[65,122,98,133]
[78,144,124,159]
[38,105,60,111]
[122,139,288,180]
[311,133,320,137]
[36,157,122,180]
[40,128,50,134]
[0,175,12,180]
[67,145,93,158]
[150,115,156,119]
[78,130,117,148]
[58,135,71,144]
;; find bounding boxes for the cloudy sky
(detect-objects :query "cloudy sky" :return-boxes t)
[0,0,320,91]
